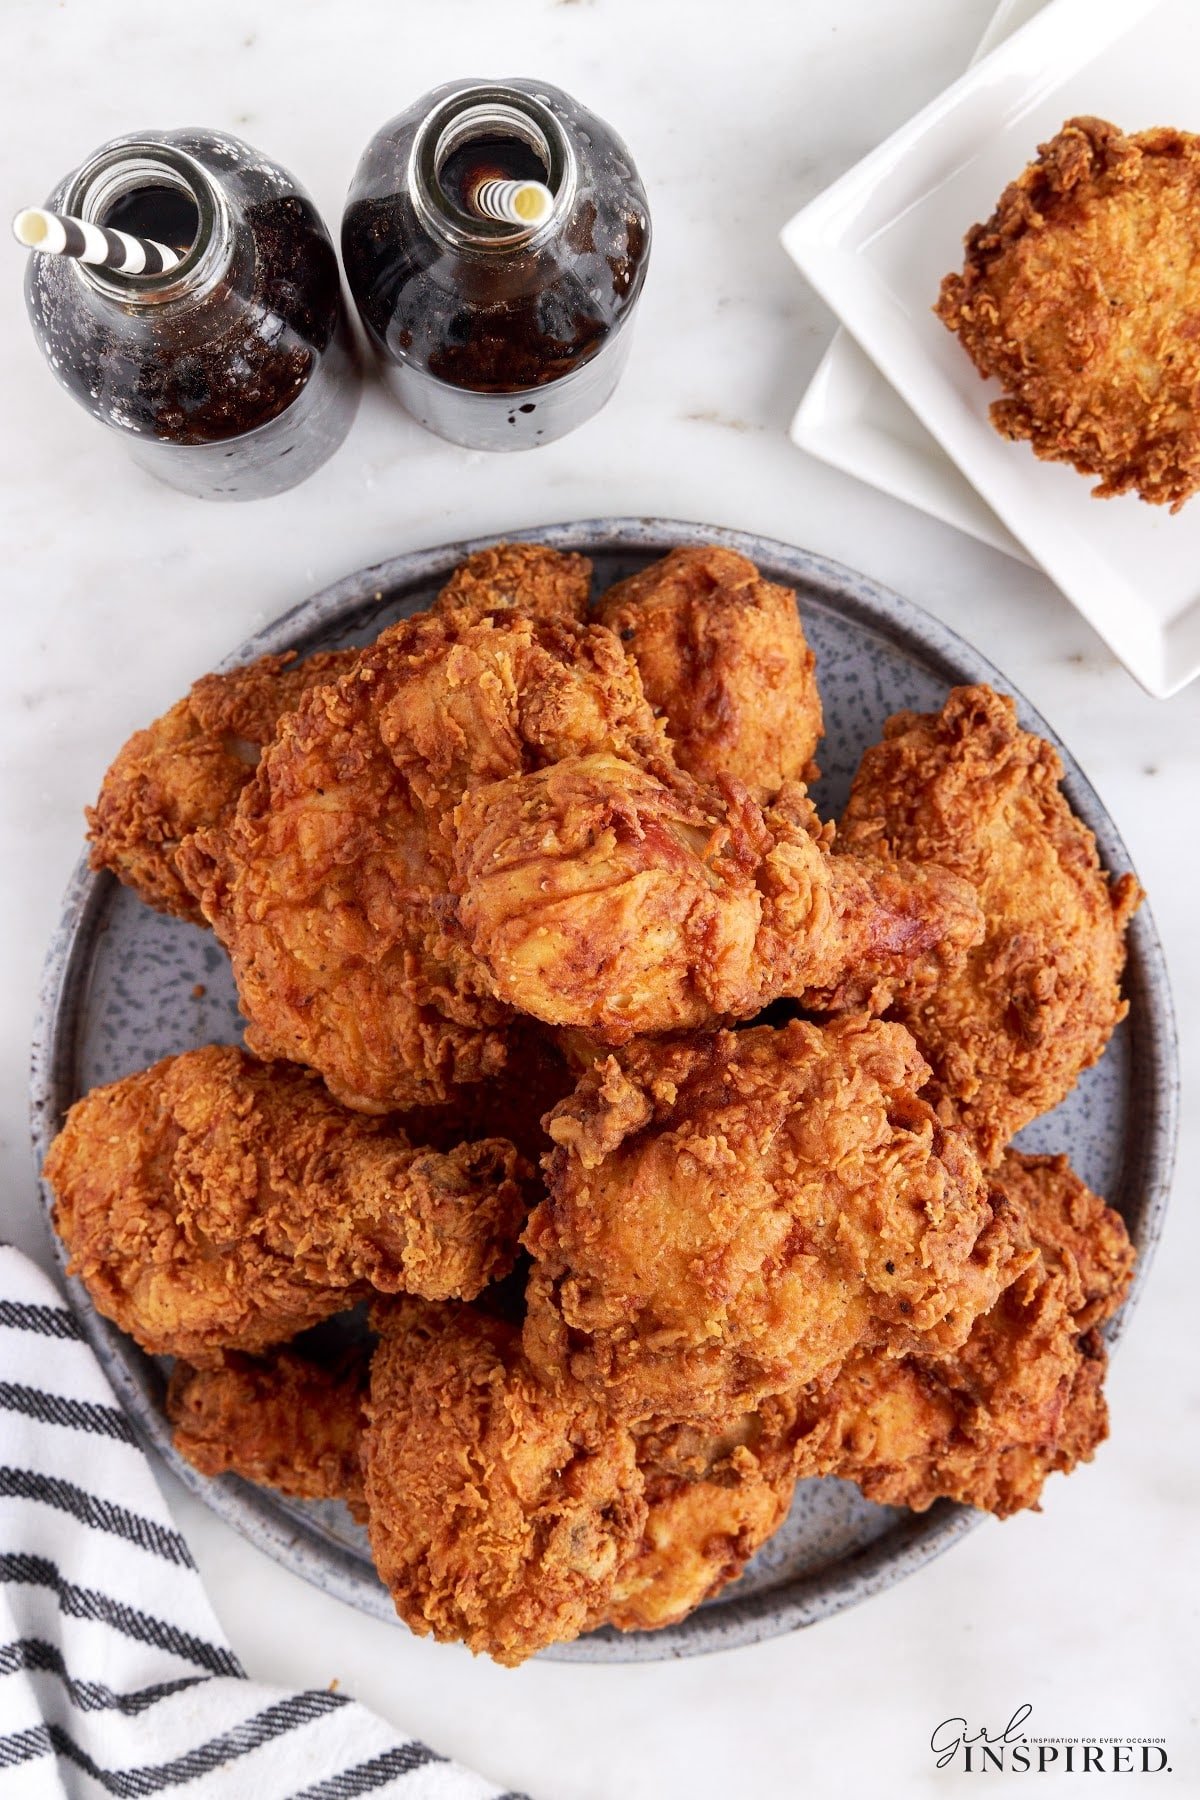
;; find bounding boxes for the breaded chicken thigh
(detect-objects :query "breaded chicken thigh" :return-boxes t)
[796,1151,1135,1515]
[363,1301,645,1665]
[44,1045,529,1365]
[523,1018,1029,1425]
[937,118,1200,509]
[837,685,1141,1164]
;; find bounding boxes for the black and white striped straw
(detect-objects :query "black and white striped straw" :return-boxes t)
[12,206,182,275]
[467,178,554,228]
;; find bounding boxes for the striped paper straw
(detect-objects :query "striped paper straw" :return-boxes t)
[468,178,554,228]
[12,206,182,275]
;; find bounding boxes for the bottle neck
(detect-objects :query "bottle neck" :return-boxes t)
[410,86,577,255]
[65,139,234,308]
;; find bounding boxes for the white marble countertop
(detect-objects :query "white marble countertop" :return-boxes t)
[1,1,1196,1794]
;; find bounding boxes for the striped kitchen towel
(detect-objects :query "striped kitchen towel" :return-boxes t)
[0,1245,528,1800]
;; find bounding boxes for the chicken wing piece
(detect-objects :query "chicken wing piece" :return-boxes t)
[363,1300,646,1665]
[168,1345,369,1517]
[594,545,822,799]
[430,541,592,626]
[837,685,1142,1165]
[795,1150,1135,1516]
[44,1045,530,1366]
[523,1017,1030,1426]
[87,649,358,924]
[178,613,668,1111]
[453,752,983,1040]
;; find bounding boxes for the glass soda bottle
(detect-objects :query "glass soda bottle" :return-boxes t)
[23,129,360,500]
[341,80,651,451]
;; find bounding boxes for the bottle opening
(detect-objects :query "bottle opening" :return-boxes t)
[66,141,226,301]
[416,89,573,248]
[100,183,200,259]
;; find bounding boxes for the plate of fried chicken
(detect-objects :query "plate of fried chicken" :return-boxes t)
[32,521,1177,1665]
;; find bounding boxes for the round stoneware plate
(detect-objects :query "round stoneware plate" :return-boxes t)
[31,519,1178,1662]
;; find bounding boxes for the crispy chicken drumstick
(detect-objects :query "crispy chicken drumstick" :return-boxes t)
[44,1045,529,1365]
[453,752,984,1039]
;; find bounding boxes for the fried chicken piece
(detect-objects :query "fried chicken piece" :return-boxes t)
[86,544,588,928]
[837,686,1142,1165]
[363,1300,645,1665]
[431,541,592,626]
[44,1045,529,1366]
[523,1018,1030,1426]
[169,1300,800,1654]
[601,1397,802,1633]
[937,117,1200,510]
[168,1346,369,1518]
[453,752,983,1040]
[179,612,668,1111]
[995,1151,1135,1329]
[86,649,358,924]
[795,1151,1135,1516]
[594,545,822,799]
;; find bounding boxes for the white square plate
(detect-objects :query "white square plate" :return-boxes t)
[790,0,1047,568]
[783,0,1200,697]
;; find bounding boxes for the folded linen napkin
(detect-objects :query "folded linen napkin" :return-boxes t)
[0,1245,528,1800]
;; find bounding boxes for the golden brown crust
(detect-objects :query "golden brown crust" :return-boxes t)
[170,1304,807,1653]
[523,1018,1029,1425]
[44,1045,529,1365]
[837,685,1141,1165]
[168,1347,369,1519]
[86,649,357,923]
[363,1301,645,1665]
[795,1150,1134,1516]
[86,546,591,929]
[431,542,592,625]
[937,117,1200,508]
[989,1150,1136,1329]
[595,545,822,799]
[179,613,668,1112]
[602,1398,802,1632]
[454,752,983,1041]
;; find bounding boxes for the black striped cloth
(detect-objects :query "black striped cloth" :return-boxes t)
[0,1247,529,1799]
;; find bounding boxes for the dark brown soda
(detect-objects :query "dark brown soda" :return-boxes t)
[101,184,200,256]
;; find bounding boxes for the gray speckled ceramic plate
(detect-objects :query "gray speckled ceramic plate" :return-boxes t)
[30,519,1178,1662]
